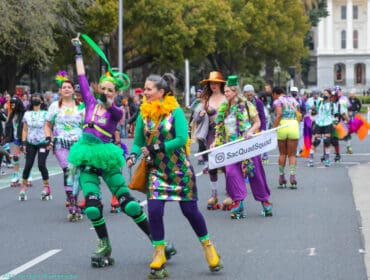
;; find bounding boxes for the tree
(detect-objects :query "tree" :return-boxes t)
[0,0,94,94]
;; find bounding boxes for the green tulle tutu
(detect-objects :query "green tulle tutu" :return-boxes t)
[68,132,125,170]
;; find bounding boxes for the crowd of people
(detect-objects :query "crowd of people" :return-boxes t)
[1,34,367,278]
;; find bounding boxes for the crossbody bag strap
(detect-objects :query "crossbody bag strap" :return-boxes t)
[146,116,163,145]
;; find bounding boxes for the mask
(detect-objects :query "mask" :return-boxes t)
[292,93,297,97]
[32,99,41,106]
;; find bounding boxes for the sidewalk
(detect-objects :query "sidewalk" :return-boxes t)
[350,163,370,279]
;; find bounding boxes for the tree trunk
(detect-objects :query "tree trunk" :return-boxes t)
[0,56,17,95]
[264,58,275,86]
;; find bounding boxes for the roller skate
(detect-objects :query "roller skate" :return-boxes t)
[261,201,273,216]
[206,190,220,210]
[201,239,224,272]
[148,245,168,279]
[307,159,314,167]
[262,153,269,164]
[10,172,20,187]
[347,146,353,154]
[164,242,177,260]
[41,185,52,201]
[334,154,341,162]
[91,238,115,268]
[323,154,331,167]
[277,174,287,189]
[289,174,297,189]
[18,183,27,201]
[221,197,233,211]
[230,201,246,219]
[110,195,121,213]
[67,192,83,222]
[320,155,325,163]
[0,167,6,176]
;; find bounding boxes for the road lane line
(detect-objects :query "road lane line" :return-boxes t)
[0,249,61,280]
[308,248,317,256]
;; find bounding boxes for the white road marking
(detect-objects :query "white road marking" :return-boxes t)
[0,249,61,280]
[308,248,317,256]
[359,249,366,254]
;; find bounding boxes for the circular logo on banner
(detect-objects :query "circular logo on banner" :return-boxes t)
[215,153,225,163]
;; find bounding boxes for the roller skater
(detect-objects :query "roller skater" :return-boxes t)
[127,72,222,278]
[207,189,220,210]
[272,86,300,194]
[148,245,169,279]
[91,238,115,267]
[45,71,84,221]
[110,195,121,213]
[278,173,287,188]
[261,201,273,216]
[5,96,26,189]
[230,200,246,219]
[69,35,177,269]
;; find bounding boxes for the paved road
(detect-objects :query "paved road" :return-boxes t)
[0,136,369,280]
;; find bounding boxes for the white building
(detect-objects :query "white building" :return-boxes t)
[308,0,370,93]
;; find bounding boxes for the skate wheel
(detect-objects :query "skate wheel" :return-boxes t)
[209,259,224,272]
[148,268,169,279]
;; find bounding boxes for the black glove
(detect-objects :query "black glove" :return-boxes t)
[45,136,53,147]
[147,143,165,155]
[127,153,137,165]
[71,37,82,56]
[97,93,107,104]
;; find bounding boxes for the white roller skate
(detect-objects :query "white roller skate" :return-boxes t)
[18,190,27,201]
[10,172,20,187]
[41,185,52,201]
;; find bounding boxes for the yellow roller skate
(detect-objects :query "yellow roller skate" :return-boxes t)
[201,239,224,272]
[148,244,168,279]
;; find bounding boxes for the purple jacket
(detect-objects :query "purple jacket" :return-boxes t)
[78,74,123,143]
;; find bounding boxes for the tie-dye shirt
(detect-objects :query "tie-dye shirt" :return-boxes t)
[46,101,84,144]
[22,110,48,145]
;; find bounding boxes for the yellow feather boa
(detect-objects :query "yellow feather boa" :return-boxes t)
[140,95,179,121]
[140,95,191,155]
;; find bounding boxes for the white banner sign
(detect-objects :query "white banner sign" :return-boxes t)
[208,129,277,169]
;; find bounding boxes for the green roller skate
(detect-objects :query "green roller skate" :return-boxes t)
[91,238,115,268]
[261,201,273,216]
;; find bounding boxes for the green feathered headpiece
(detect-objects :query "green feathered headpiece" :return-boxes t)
[79,33,130,91]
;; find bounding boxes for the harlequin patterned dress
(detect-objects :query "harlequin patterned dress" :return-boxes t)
[132,104,197,202]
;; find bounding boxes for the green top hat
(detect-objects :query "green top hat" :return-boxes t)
[226,75,239,86]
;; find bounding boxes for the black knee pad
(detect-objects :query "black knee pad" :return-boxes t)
[118,193,142,216]
[323,137,331,147]
[84,194,103,220]
[13,155,19,163]
[313,137,321,147]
